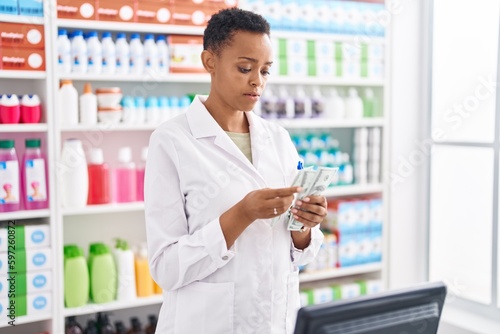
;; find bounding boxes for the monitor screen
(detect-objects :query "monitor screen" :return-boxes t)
[294,281,447,334]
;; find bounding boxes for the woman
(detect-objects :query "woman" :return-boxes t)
[145,8,327,333]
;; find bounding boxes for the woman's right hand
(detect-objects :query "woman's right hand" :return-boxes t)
[238,186,302,221]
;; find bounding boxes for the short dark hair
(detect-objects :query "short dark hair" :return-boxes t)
[203,8,270,55]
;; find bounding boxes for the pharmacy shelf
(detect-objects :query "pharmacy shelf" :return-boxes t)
[0,313,52,328]
[58,72,210,83]
[0,14,44,25]
[0,124,48,133]
[57,19,205,36]
[299,263,382,283]
[277,118,384,129]
[62,202,144,216]
[0,70,46,79]
[324,184,384,197]
[63,295,163,317]
[272,30,385,44]
[0,209,50,222]
[268,76,384,86]
[61,123,158,132]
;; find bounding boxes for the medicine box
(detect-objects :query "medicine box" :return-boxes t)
[0,224,50,252]
[0,22,45,49]
[168,35,205,73]
[56,0,96,20]
[0,270,51,298]
[0,247,51,275]
[135,1,173,24]
[1,47,46,71]
[0,291,51,318]
[0,0,18,15]
[18,0,43,17]
[96,0,135,22]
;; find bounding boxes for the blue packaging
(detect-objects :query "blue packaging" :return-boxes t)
[18,0,43,17]
[0,0,18,15]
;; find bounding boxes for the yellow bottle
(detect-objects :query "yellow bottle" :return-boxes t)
[135,244,154,297]
[153,278,162,295]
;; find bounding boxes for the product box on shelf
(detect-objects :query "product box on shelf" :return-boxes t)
[0,0,18,15]
[57,0,96,20]
[0,246,51,274]
[171,3,213,26]
[0,291,51,317]
[0,22,45,50]
[0,224,50,252]
[0,270,52,298]
[18,0,43,17]
[168,35,205,73]
[135,0,173,24]
[0,47,45,71]
[96,0,135,22]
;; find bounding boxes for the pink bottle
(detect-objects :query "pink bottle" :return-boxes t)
[20,94,42,124]
[0,139,21,212]
[114,147,136,203]
[136,147,148,202]
[0,94,21,124]
[22,138,48,210]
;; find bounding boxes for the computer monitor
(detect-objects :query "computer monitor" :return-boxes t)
[294,281,447,334]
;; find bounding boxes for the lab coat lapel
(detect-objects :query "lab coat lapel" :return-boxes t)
[186,96,267,186]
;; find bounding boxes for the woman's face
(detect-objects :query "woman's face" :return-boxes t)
[210,31,273,112]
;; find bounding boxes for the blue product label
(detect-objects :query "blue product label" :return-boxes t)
[33,296,47,310]
[33,274,47,289]
[31,230,45,244]
[32,253,46,267]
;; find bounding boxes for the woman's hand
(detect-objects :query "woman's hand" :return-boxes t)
[238,186,302,222]
[290,195,328,230]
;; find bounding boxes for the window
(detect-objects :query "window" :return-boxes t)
[428,0,500,315]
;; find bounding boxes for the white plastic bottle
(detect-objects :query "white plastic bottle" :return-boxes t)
[294,86,312,118]
[115,33,130,75]
[101,32,116,75]
[345,88,363,119]
[158,96,170,122]
[144,34,159,74]
[129,33,144,75]
[135,96,146,124]
[71,30,88,73]
[61,139,89,208]
[340,153,355,185]
[324,88,345,119]
[276,86,294,119]
[113,239,137,301]
[86,31,102,74]
[145,96,160,124]
[310,86,324,118]
[79,83,97,125]
[156,35,169,76]
[59,80,79,126]
[57,29,71,74]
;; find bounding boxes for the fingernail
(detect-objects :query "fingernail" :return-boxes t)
[295,200,302,206]
[296,187,303,192]
[291,208,298,214]
[303,197,310,202]
[294,215,299,219]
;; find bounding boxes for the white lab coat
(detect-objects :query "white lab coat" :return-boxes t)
[145,95,324,334]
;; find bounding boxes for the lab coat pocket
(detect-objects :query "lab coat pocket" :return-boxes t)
[285,268,301,334]
[175,281,234,334]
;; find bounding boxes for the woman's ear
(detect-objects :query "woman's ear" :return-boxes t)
[201,50,216,74]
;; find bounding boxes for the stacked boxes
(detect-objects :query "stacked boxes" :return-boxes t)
[300,279,384,306]
[168,34,204,73]
[273,38,384,79]
[0,224,51,319]
[56,0,237,25]
[353,127,382,184]
[0,22,45,71]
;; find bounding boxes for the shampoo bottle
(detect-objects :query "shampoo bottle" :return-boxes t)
[64,245,89,308]
[87,148,110,205]
[114,147,136,203]
[61,139,89,208]
[101,32,116,74]
[294,86,312,118]
[345,88,363,119]
[324,88,345,119]
[79,83,98,125]
[114,238,137,301]
[135,244,154,297]
[59,80,79,126]
[22,138,48,210]
[88,243,117,304]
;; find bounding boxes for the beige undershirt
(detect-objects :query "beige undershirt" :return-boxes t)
[226,132,253,163]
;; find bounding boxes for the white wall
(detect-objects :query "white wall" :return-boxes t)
[388,0,428,289]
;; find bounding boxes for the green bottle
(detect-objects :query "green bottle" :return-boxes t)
[64,245,89,308]
[88,243,117,304]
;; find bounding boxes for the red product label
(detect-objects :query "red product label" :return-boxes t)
[96,0,135,22]
[0,23,45,50]
[57,0,96,20]
[1,48,46,71]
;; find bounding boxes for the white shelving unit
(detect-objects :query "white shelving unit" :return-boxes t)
[0,2,390,332]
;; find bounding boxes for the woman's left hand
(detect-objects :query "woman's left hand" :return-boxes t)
[290,195,328,229]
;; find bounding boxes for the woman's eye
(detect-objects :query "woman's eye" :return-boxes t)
[239,67,251,73]
[262,70,271,76]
